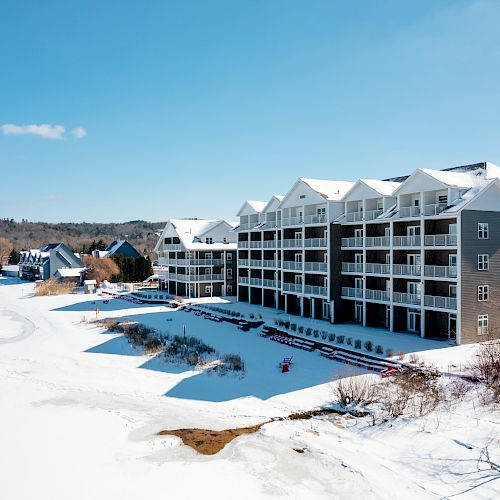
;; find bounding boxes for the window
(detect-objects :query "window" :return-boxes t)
[223,237,227,243]
[205,253,211,259]
[205,237,213,244]
[299,195,306,199]
[205,285,212,294]
[317,207,326,216]
[478,315,488,335]
[478,254,489,271]
[227,268,233,277]
[227,285,232,294]
[226,253,232,261]
[478,223,489,239]
[205,268,211,275]
[478,285,489,302]
[437,193,448,205]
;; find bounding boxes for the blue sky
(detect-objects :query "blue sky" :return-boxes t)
[1,0,500,223]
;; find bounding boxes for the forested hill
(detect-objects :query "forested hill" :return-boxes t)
[0,219,166,256]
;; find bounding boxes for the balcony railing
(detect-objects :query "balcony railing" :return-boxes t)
[304,214,327,225]
[424,234,457,246]
[304,262,328,272]
[283,239,303,248]
[262,240,278,248]
[304,238,328,247]
[249,259,263,267]
[264,220,281,229]
[393,235,421,247]
[263,279,280,288]
[365,289,390,302]
[342,262,363,273]
[237,259,249,267]
[238,222,259,231]
[365,208,384,221]
[168,258,224,266]
[345,211,364,222]
[282,216,303,227]
[423,203,447,216]
[365,263,390,274]
[304,285,328,297]
[249,278,263,287]
[282,261,303,271]
[365,236,390,247]
[262,260,278,268]
[341,237,364,248]
[393,292,421,306]
[163,243,182,251]
[399,206,421,218]
[282,283,303,293]
[393,264,421,276]
[237,241,250,248]
[170,273,225,282]
[424,265,457,278]
[238,276,249,284]
[341,287,363,299]
[424,295,457,310]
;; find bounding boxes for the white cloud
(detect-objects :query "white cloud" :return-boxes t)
[71,127,87,139]
[0,123,66,140]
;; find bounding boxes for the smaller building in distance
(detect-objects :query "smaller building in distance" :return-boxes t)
[19,243,84,281]
[154,219,237,298]
[92,240,143,259]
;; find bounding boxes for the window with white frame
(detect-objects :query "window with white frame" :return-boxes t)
[317,207,326,218]
[478,223,489,239]
[477,315,488,335]
[205,285,212,294]
[478,285,489,301]
[478,254,489,271]
[227,268,232,277]
[226,253,232,261]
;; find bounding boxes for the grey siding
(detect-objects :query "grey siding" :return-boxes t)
[461,210,500,343]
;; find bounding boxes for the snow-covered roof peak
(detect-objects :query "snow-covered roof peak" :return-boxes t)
[299,178,355,201]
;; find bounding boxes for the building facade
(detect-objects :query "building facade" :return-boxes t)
[236,162,500,344]
[154,219,237,298]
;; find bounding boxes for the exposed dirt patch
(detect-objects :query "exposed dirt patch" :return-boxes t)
[158,422,270,455]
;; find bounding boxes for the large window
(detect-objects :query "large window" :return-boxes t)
[205,285,212,294]
[478,285,489,302]
[478,223,489,239]
[478,315,488,335]
[478,254,489,271]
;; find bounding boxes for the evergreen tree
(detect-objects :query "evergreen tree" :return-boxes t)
[8,248,20,264]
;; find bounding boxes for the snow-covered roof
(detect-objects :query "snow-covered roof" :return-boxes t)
[359,179,401,196]
[246,200,267,212]
[55,268,85,278]
[262,195,285,213]
[84,279,97,285]
[419,168,483,188]
[300,178,355,201]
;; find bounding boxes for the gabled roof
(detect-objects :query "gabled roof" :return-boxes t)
[105,240,142,259]
[343,178,401,201]
[262,195,285,213]
[236,200,267,216]
[300,178,355,201]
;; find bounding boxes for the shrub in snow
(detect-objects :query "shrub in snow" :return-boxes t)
[364,340,373,352]
[320,331,327,340]
[217,353,245,376]
[335,375,377,408]
[337,335,345,344]
[284,320,290,329]
[249,313,255,319]
[375,345,384,355]
[328,333,336,342]
[290,323,297,332]
[354,339,362,349]
[346,337,353,346]
[298,326,304,334]
[305,329,311,336]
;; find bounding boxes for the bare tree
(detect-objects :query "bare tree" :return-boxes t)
[0,236,13,265]
[83,255,120,285]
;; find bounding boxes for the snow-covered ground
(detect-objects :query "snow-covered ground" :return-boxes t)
[0,277,498,499]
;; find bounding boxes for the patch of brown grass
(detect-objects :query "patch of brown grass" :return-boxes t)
[34,279,76,296]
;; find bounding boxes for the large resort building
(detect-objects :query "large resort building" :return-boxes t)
[154,219,237,299]
[234,162,500,344]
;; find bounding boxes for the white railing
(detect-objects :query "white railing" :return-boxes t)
[282,216,303,227]
[393,292,421,305]
[237,259,249,267]
[345,211,364,222]
[262,260,277,268]
[399,206,421,218]
[424,265,457,278]
[341,237,364,248]
[341,287,363,298]
[304,262,328,272]
[424,234,457,246]
[393,235,421,247]
[238,276,249,284]
[237,241,250,248]
[249,278,263,287]
[264,220,281,229]
[424,295,457,310]
[365,263,390,274]
[283,239,303,248]
[249,259,263,267]
[365,289,390,302]
[304,238,328,247]
[157,257,169,266]
[172,273,225,282]
[171,259,223,266]
[365,236,390,247]
[249,241,263,248]
[304,285,328,297]
[262,240,278,248]
[424,204,447,216]
[303,214,327,225]
[263,279,279,288]
[342,262,363,273]
[393,264,421,276]
[282,261,303,271]
[164,244,182,251]
[238,222,259,231]
[282,283,303,293]
[365,208,383,221]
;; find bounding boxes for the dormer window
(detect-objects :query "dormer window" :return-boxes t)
[205,237,213,244]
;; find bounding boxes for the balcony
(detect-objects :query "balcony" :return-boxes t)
[249,278,263,287]
[424,234,457,246]
[304,285,328,297]
[237,259,249,267]
[341,237,364,248]
[169,258,224,266]
[365,263,390,275]
[365,208,384,221]
[424,265,457,279]
[238,222,259,231]
[304,262,328,272]
[282,261,303,271]
[365,236,390,247]
[393,292,421,306]
[238,276,249,284]
[263,279,280,288]
[399,206,421,218]
[237,241,250,248]
[283,239,303,248]
[262,240,278,248]
[282,283,303,293]
[304,237,328,247]
[341,287,363,299]
[423,204,447,216]
[393,235,421,247]
[424,295,457,310]
[164,243,182,251]
[249,259,263,267]
[342,262,363,273]
[304,214,327,225]
[393,264,421,277]
[345,211,364,223]
[170,273,225,282]
[282,216,303,227]
[264,220,281,229]
[365,289,390,302]
[262,259,278,268]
